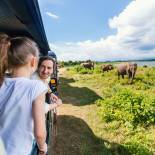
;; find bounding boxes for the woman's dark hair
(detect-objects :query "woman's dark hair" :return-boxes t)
[38,56,55,69]
[0,33,39,85]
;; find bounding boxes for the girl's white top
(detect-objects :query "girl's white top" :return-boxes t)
[0,77,47,155]
[0,138,5,155]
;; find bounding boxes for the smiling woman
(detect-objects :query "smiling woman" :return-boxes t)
[38,56,55,81]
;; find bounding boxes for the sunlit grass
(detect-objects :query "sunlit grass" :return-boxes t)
[58,65,155,155]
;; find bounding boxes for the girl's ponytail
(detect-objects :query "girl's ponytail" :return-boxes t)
[0,33,11,86]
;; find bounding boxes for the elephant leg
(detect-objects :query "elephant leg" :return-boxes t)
[128,70,134,81]
[130,72,135,83]
[132,72,135,79]
[127,71,132,81]
[118,73,120,79]
[128,72,134,84]
[122,75,124,79]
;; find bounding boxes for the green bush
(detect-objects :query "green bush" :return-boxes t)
[73,66,94,74]
[58,60,83,66]
[93,66,102,74]
[97,88,155,127]
[123,142,153,155]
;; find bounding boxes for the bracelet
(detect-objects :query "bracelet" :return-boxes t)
[48,90,52,94]
[38,150,45,154]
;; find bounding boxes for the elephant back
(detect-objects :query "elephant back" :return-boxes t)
[117,63,128,74]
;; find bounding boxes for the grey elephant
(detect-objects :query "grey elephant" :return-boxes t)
[81,62,94,70]
[101,64,114,72]
[117,63,137,83]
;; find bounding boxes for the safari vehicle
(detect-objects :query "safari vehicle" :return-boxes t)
[0,0,58,154]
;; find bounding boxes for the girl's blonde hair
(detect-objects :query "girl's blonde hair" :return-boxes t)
[0,33,39,85]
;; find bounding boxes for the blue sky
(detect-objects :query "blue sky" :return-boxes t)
[38,0,155,61]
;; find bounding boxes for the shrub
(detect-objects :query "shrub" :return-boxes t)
[123,142,153,155]
[93,66,102,74]
[73,66,94,74]
[97,88,155,127]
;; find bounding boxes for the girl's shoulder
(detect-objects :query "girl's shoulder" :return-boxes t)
[4,77,47,90]
[29,79,48,101]
[30,79,47,87]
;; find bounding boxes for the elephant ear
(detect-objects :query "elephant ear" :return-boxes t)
[130,64,134,71]
[126,63,130,71]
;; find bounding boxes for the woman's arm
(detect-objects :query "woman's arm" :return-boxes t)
[32,93,47,153]
[45,99,62,114]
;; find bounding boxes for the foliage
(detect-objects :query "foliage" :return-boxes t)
[62,64,155,155]
[123,142,153,155]
[72,65,93,74]
[58,60,97,67]
[97,88,155,127]
[58,60,82,67]
[70,65,103,74]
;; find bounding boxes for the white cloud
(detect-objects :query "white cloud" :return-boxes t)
[50,0,155,61]
[45,11,59,19]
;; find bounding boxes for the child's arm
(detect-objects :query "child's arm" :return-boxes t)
[32,92,47,154]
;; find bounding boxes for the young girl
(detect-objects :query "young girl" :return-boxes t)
[0,33,47,155]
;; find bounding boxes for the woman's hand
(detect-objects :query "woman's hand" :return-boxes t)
[55,99,62,107]
[49,99,63,111]
[50,93,58,102]
[38,143,47,155]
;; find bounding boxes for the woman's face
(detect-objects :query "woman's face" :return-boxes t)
[38,60,54,80]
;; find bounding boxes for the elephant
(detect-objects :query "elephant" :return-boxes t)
[143,65,147,68]
[101,64,113,72]
[117,63,137,83]
[81,62,94,70]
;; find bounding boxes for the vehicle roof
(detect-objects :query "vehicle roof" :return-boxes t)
[0,0,50,55]
[48,51,57,59]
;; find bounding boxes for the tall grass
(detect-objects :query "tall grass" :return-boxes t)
[67,65,155,155]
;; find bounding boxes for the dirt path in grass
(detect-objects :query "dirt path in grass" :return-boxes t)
[50,67,155,155]
[51,68,107,155]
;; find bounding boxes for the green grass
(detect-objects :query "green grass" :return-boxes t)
[55,65,155,155]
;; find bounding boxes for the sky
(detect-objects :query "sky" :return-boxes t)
[38,0,155,61]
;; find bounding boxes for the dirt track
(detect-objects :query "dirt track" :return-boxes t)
[51,68,103,155]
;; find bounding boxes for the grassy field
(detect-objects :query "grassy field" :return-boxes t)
[53,64,155,155]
